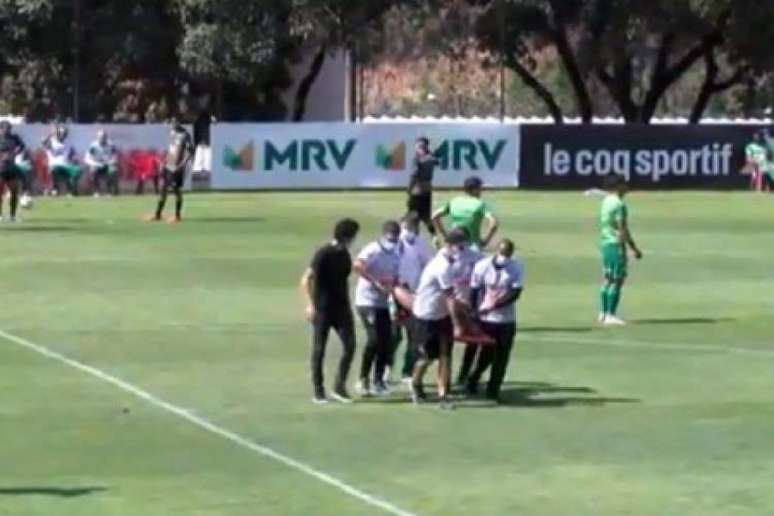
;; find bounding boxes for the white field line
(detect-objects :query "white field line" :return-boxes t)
[0,329,417,516]
[522,333,774,358]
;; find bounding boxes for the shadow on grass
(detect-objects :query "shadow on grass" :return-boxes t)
[520,326,594,334]
[0,486,108,497]
[1,226,77,232]
[631,317,735,325]
[189,217,266,223]
[456,381,640,410]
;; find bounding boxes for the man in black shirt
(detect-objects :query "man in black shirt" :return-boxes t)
[145,118,194,223]
[300,218,360,404]
[0,121,27,222]
[407,137,438,236]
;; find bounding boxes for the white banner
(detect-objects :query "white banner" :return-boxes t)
[211,123,520,189]
[9,123,191,192]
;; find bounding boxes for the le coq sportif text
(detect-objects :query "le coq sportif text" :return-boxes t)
[543,143,734,181]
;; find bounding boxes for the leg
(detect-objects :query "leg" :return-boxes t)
[357,308,379,390]
[486,324,516,400]
[332,313,356,393]
[466,323,498,392]
[419,193,435,236]
[457,344,480,385]
[154,171,170,219]
[7,178,20,219]
[436,318,453,401]
[608,278,625,316]
[174,186,184,220]
[311,313,332,398]
[401,320,416,378]
[372,309,393,386]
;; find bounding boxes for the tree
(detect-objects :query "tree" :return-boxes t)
[475,0,774,124]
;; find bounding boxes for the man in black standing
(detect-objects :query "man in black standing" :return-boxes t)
[407,137,438,237]
[145,118,194,223]
[300,219,360,404]
[0,121,26,222]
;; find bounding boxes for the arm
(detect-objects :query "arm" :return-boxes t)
[479,288,522,315]
[444,291,463,334]
[481,212,499,248]
[615,216,642,259]
[300,268,316,321]
[353,259,390,294]
[469,287,482,318]
[431,206,450,240]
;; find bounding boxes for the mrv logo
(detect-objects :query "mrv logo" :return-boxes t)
[435,139,507,171]
[543,143,734,182]
[264,139,356,171]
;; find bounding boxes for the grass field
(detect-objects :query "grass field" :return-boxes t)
[1,191,773,516]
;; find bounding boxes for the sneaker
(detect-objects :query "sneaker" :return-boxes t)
[93,192,101,198]
[7,216,18,223]
[382,366,394,385]
[597,312,607,323]
[166,216,181,224]
[373,381,390,397]
[465,381,479,397]
[357,379,373,398]
[603,315,627,326]
[312,393,329,405]
[438,398,456,411]
[330,387,353,404]
[143,214,162,222]
[410,383,427,405]
[400,375,413,386]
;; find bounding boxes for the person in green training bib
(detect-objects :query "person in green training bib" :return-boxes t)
[599,174,643,326]
[745,132,769,192]
[432,176,499,250]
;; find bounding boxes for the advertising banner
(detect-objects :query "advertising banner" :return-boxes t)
[520,125,763,189]
[211,123,520,189]
[12,124,188,193]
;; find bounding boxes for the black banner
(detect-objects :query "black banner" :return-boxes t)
[520,125,766,189]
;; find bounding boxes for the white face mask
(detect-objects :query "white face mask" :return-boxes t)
[494,255,508,267]
[381,238,398,252]
[403,230,417,244]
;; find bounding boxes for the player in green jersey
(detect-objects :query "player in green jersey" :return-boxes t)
[432,176,499,250]
[599,174,643,326]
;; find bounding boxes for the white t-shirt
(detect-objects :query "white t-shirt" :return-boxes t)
[398,230,433,292]
[471,256,524,324]
[86,140,118,168]
[46,137,76,168]
[452,247,485,301]
[354,240,401,309]
[412,250,456,321]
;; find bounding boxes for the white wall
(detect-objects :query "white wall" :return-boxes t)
[283,48,348,122]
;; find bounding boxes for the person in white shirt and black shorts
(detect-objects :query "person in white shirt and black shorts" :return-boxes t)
[466,239,524,403]
[353,221,402,397]
[410,228,469,409]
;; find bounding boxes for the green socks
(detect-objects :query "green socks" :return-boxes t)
[600,284,623,315]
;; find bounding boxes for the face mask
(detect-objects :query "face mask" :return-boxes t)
[403,230,417,244]
[494,255,508,268]
[381,238,398,253]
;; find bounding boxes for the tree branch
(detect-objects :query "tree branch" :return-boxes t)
[689,49,746,124]
[504,55,564,124]
[292,42,327,122]
[548,0,593,123]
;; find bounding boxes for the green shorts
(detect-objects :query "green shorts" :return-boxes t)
[51,164,82,180]
[600,243,627,281]
[1,164,26,181]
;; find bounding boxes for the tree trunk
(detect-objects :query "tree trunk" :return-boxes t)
[548,1,593,123]
[292,43,327,122]
[690,52,746,123]
[505,56,564,124]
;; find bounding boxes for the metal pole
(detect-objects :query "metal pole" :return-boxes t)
[498,0,506,122]
[73,0,81,121]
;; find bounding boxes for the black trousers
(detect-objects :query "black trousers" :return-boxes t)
[407,192,435,235]
[468,322,516,398]
[388,319,417,378]
[357,307,392,383]
[311,310,355,395]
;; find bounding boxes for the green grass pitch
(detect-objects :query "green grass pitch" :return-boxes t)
[0,191,772,516]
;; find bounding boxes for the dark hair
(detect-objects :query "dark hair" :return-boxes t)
[603,173,627,190]
[0,120,11,130]
[464,176,483,193]
[446,228,468,245]
[334,218,360,242]
[416,136,429,147]
[499,238,515,256]
[402,211,420,226]
[382,220,400,236]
